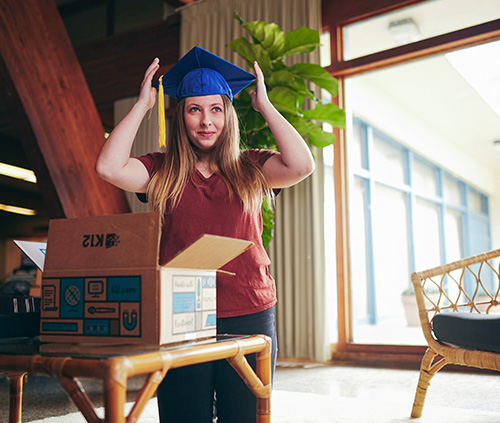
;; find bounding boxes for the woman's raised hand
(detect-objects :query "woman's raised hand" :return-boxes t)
[138,57,160,110]
[251,61,272,113]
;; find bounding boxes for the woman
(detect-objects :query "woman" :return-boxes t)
[95,46,314,423]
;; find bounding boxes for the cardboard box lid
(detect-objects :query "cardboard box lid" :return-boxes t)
[44,212,161,271]
[164,234,253,270]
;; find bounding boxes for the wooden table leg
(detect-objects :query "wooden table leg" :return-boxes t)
[226,336,272,423]
[102,359,128,423]
[58,375,102,423]
[255,338,272,423]
[6,372,26,423]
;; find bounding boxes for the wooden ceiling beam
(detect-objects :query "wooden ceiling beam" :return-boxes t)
[0,0,130,219]
[0,14,180,130]
[0,54,65,219]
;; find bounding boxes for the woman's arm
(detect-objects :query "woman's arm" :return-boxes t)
[251,62,315,189]
[95,58,160,192]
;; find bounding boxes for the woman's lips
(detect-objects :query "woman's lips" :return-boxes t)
[198,131,215,138]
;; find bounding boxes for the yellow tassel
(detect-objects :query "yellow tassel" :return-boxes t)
[158,75,166,148]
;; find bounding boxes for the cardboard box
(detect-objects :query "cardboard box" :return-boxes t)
[38,212,252,345]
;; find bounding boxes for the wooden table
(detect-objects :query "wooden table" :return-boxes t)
[0,334,272,423]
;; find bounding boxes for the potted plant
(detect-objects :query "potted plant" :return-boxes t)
[228,15,346,247]
[401,284,440,327]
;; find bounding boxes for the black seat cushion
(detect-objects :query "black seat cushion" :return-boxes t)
[432,312,500,354]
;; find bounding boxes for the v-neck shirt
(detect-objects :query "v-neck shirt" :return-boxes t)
[136,149,277,317]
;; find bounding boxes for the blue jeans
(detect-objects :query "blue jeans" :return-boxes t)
[157,306,277,423]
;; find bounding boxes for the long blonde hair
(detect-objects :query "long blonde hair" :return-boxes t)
[147,95,271,220]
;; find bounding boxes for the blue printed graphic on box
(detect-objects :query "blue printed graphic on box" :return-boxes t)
[84,319,110,336]
[205,314,216,327]
[42,321,78,332]
[60,278,85,319]
[173,293,196,313]
[203,276,216,288]
[107,276,141,301]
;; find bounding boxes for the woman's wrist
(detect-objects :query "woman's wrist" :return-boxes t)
[133,100,152,114]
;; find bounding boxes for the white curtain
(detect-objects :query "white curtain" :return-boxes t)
[180,0,329,362]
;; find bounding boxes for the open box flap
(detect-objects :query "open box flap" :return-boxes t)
[44,212,161,271]
[164,234,253,270]
[14,240,47,271]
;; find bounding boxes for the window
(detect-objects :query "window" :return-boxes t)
[349,118,491,344]
[342,0,499,60]
[324,0,500,356]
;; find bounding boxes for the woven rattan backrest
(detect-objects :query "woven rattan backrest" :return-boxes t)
[411,249,500,325]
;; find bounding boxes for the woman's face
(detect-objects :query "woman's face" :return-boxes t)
[183,94,225,152]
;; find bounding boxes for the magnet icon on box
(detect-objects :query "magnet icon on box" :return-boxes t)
[123,311,137,331]
[120,302,140,336]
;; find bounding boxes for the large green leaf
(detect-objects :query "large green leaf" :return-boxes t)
[227,37,256,67]
[284,26,320,56]
[268,69,314,100]
[251,44,272,76]
[306,123,336,148]
[243,108,268,133]
[288,115,335,148]
[242,21,286,59]
[289,63,339,97]
[302,103,346,128]
[286,114,309,136]
[261,198,275,249]
[268,87,300,114]
[249,126,276,149]
[234,91,252,119]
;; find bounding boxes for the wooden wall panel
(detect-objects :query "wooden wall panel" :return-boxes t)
[0,0,130,218]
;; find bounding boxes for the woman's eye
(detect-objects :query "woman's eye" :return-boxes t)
[188,106,200,113]
[213,106,222,113]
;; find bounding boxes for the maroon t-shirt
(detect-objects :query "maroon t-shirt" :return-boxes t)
[136,149,277,317]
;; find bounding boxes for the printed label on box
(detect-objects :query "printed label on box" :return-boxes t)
[42,276,142,337]
[172,275,216,335]
[173,313,195,334]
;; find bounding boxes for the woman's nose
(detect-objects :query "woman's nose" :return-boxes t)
[200,112,212,126]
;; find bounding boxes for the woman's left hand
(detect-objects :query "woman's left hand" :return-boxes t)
[250,64,315,189]
[251,62,272,113]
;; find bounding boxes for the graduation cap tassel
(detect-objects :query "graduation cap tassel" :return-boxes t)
[158,75,166,148]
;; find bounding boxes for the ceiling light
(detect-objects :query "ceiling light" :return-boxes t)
[0,203,37,216]
[0,163,37,183]
[388,18,421,45]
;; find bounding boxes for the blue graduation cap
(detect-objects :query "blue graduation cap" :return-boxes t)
[158,46,255,102]
[156,46,255,147]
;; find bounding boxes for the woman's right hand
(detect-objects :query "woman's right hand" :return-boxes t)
[95,58,160,192]
[137,57,160,109]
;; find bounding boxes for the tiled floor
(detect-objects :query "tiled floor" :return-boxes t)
[274,362,500,413]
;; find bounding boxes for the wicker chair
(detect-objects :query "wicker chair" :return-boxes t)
[410,248,500,418]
